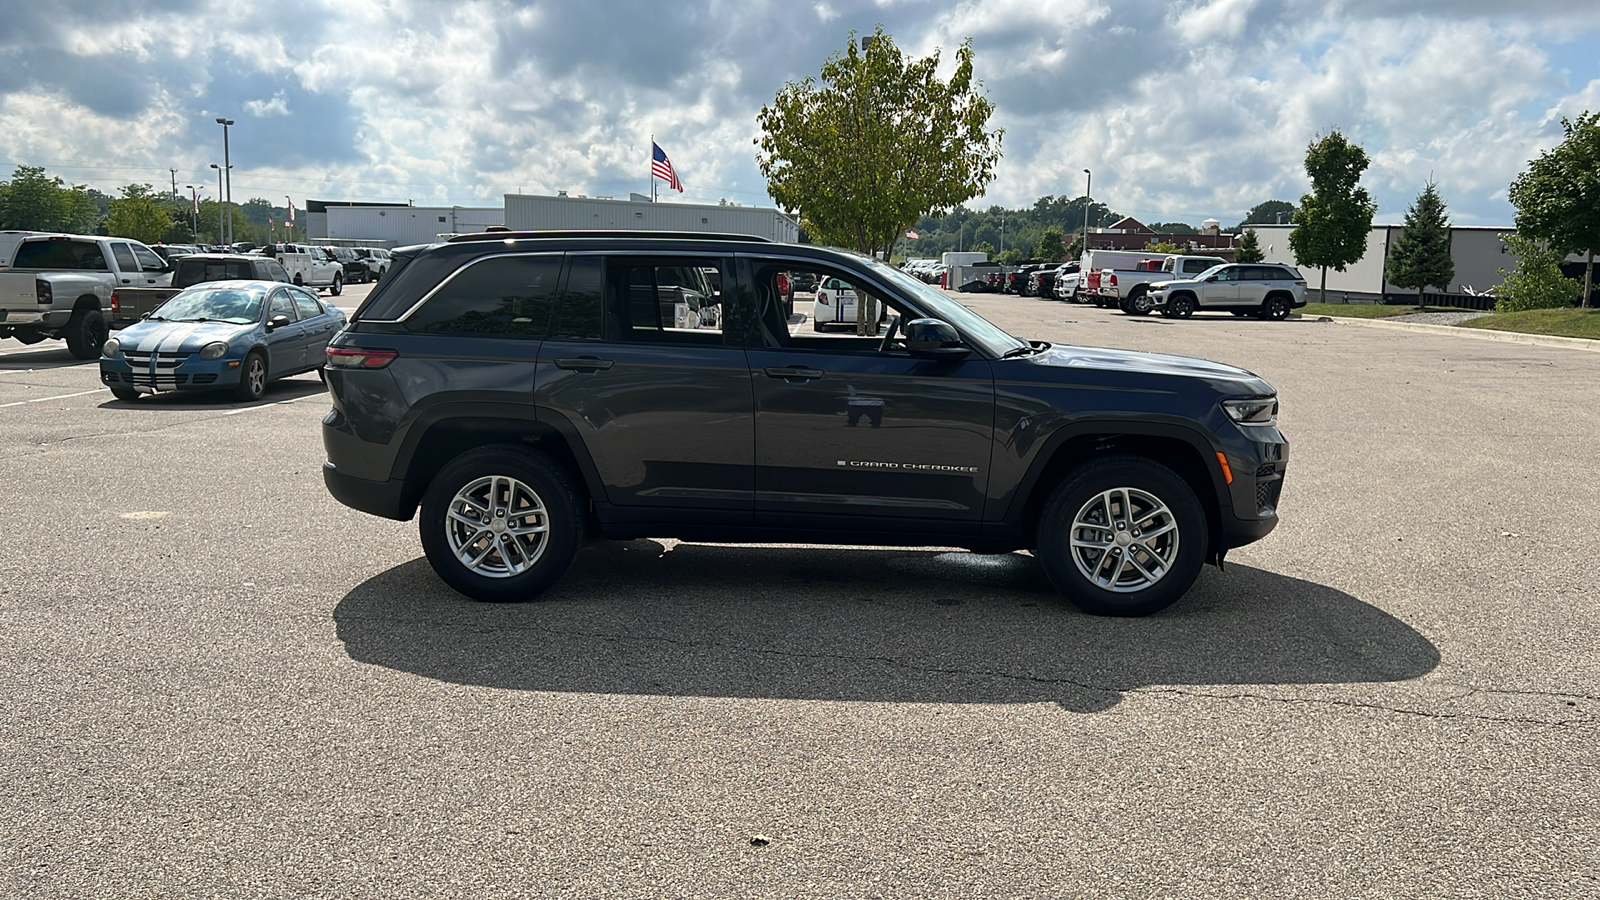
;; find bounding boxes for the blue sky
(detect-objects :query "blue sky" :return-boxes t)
[0,0,1596,226]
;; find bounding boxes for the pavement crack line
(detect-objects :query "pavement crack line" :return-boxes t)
[333,614,1592,727]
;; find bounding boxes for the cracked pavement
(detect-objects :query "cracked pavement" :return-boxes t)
[2,285,1596,898]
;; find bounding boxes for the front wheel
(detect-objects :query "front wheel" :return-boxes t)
[234,351,267,401]
[1035,457,1208,617]
[110,386,140,402]
[1167,295,1196,318]
[418,445,584,602]
[1263,295,1292,320]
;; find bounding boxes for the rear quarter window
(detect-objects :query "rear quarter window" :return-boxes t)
[404,255,559,337]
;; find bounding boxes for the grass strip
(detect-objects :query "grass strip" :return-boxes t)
[1455,308,1600,340]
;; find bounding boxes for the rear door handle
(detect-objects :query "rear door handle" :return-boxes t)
[554,357,615,372]
[763,366,825,382]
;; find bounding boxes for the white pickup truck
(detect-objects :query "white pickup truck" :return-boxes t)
[1088,254,1228,315]
[0,233,174,357]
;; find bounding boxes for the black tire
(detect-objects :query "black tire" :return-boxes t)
[1168,294,1197,318]
[63,309,108,360]
[234,350,267,401]
[1035,456,1208,617]
[328,274,343,296]
[293,274,304,287]
[110,386,140,402]
[1263,295,1292,320]
[1123,289,1153,316]
[418,445,585,602]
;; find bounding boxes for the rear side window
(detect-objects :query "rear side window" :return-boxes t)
[405,255,558,337]
[290,287,323,319]
[553,256,604,341]
[174,258,255,287]
[12,239,108,270]
[262,260,290,282]
[110,243,139,271]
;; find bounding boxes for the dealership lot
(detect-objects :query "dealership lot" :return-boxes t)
[2,285,1596,897]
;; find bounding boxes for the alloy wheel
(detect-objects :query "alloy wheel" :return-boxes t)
[444,475,551,578]
[1068,487,1180,593]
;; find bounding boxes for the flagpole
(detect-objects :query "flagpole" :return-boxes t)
[650,134,656,203]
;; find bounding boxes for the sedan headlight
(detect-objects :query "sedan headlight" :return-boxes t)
[199,341,229,360]
[1223,397,1278,426]
[102,338,120,357]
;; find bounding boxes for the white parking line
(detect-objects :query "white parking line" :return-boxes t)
[222,393,321,416]
[0,388,104,408]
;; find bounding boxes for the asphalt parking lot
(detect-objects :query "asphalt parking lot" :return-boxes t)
[3,284,1596,897]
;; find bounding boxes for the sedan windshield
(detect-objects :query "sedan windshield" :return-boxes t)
[150,287,265,324]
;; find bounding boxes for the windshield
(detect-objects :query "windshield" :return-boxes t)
[150,286,265,324]
[863,258,1028,357]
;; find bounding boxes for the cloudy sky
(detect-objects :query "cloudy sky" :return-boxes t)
[2,0,1597,226]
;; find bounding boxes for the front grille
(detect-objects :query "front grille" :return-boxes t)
[127,373,189,387]
[124,350,191,370]
[1256,478,1283,514]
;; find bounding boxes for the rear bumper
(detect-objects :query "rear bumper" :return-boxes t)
[323,462,413,521]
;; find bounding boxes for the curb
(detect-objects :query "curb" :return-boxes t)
[1309,315,1600,354]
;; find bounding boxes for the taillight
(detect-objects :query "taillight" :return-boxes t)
[325,347,398,369]
[36,279,52,305]
[110,292,121,314]
[1108,274,1118,286]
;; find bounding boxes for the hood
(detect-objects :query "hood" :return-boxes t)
[116,319,254,353]
[1028,344,1273,394]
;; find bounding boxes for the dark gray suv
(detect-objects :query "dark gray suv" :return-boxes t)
[322,231,1289,616]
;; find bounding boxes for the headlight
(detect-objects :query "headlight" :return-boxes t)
[102,338,120,357]
[1223,397,1278,426]
[199,341,229,360]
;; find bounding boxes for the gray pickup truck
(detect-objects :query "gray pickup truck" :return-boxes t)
[0,233,173,357]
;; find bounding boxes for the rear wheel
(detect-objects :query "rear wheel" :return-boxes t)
[418,445,584,602]
[328,274,343,296]
[1124,289,1154,316]
[1167,294,1196,318]
[63,309,108,360]
[1035,456,1208,617]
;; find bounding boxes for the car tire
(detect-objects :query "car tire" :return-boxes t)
[63,309,108,360]
[234,350,267,402]
[1035,456,1208,617]
[329,274,343,296]
[1168,294,1197,318]
[1263,295,1292,320]
[110,386,140,402]
[418,445,585,603]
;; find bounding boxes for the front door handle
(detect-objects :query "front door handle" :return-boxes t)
[554,357,615,372]
[763,366,825,382]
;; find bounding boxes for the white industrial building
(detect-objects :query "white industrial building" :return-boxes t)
[306,193,798,248]
[1246,224,1586,302]
[504,192,799,242]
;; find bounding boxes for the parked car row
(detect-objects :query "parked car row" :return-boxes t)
[1036,255,1310,321]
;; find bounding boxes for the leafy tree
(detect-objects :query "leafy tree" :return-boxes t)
[1290,131,1377,303]
[1234,228,1264,264]
[1492,233,1582,312]
[0,165,73,231]
[1036,227,1064,261]
[1145,240,1185,254]
[1385,181,1455,308]
[1148,222,1198,235]
[758,27,1002,330]
[1508,111,1600,308]
[1236,199,1296,231]
[240,198,275,226]
[105,184,173,244]
[999,248,1022,265]
[1063,235,1084,261]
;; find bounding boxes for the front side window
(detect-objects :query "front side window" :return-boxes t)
[268,289,298,322]
[405,254,558,337]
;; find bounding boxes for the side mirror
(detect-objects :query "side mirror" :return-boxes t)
[903,318,970,360]
[266,314,292,331]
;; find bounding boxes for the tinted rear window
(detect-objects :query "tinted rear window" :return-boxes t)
[404,255,558,337]
[12,239,108,270]
[174,258,254,288]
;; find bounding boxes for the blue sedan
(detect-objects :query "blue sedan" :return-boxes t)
[100,280,347,402]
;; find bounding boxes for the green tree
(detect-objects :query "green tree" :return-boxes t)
[1508,112,1600,308]
[758,27,1003,329]
[1385,181,1455,308]
[1145,240,1185,255]
[1236,199,1296,231]
[105,184,173,244]
[1148,222,1198,235]
[0,165,72,231]
[999,248,1022,265]
[1492,233,1582,312]
[1234,228,1264,264]
[1036,226,1064,261]
[972,240,995,256]
[1290,131,1377,303]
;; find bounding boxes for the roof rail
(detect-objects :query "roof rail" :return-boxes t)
[444,230,774,244]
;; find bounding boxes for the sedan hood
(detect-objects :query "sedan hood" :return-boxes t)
[1029,344,1273,393]
[117,320,253,353]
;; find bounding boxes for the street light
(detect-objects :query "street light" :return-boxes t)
[209,164,226,243]
[216,117,234,244]
[1082,169,1092,259]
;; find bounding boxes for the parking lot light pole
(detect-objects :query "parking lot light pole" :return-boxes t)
[209,165,225,243]
[216,118,235,244]
[1082,169,1092,258]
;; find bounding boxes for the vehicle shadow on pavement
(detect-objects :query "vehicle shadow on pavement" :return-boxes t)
[333,541,1439,713]
[98,377,327,409]
[0,348,97,370]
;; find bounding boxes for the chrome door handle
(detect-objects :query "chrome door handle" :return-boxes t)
[554,357,615,372]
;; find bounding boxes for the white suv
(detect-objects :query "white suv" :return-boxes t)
[1149,263,1308,320]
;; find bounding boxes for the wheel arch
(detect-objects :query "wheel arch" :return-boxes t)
[1009,423,1227,549]
[73,294,101,312]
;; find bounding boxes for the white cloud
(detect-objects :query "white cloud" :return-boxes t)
[244,92,290,118]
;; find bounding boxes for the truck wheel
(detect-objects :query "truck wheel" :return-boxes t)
[418,445,585,603]
[63,310,108,360]
[1035,456,1208,617]
[1167,294,1197,318]
[293,274,304,287]
[234,351,267,401]
[1124,289,1153,316]
[328,274,343,296]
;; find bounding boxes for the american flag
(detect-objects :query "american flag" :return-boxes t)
[651,142,683,193]
[286,196,295,224]
[191,187,199,214]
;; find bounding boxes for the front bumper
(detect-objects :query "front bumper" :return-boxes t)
[1216,431,1287,550]
[100,353,245,393]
